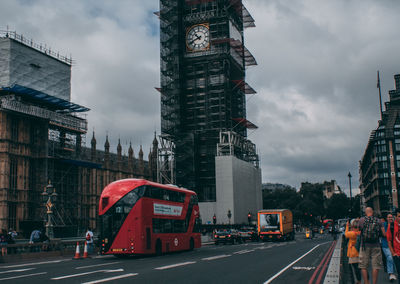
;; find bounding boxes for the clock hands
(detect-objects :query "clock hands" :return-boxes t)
[189,33,202,45]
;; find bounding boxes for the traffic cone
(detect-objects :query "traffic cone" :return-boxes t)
[73,242,81,259]
[83,241,89,258]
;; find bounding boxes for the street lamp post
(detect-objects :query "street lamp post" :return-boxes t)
[41,181,58,239]
[348,172,352,216]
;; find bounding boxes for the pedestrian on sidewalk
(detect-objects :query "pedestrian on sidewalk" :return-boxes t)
[345,219,361,284]
[382,214,396,282]
[85,228,94,254]
[387,209,400,284]
[29,228,42,252]
[358,207,386,284]
[0,229,8,256]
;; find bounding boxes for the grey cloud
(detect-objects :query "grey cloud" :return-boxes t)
[1,0,399,193]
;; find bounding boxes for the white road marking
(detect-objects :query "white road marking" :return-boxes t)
[233,249,255,255]
[264,244,321,284]
[0,272,47,281]
[202,254,231,261]
[237,250,253,254]
[0,259,69,268]
[82,273,138,284]
[154,261,196,270]
[292,266,315,270]
[75,262,121,270]
[51,269,123,280]
[256,246,270,250]
[0,268,35,274]
[93,255,114,259]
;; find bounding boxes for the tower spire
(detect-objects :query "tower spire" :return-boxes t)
[377,70,383,120]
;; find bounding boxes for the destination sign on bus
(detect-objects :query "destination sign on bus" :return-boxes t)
[153,203,183,216]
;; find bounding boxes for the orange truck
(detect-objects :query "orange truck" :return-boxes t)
[257,209,294,241]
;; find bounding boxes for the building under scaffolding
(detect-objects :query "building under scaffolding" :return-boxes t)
[158,0,262,223]
[0,31,157,236]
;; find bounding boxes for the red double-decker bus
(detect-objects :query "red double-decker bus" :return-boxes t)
[99,179,201,256]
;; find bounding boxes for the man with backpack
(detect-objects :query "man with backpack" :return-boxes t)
[358,207,386,284]
[387,208,400,284]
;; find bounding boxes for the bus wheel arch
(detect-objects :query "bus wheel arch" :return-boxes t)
[155,239,162,256]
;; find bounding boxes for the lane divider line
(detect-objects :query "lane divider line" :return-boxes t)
[308,241,336,284]
[51,269,123,280]
[0,268,35,274]
[0,259,69,269]
[75,262,121,270]
[154,261,196,270]
[263,243,322,284]
[233,249,255,255]
[0,272,47,281]
[202,254,231,261]
[82,273,138,284]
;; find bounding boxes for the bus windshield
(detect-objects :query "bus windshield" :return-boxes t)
[260,214,280,232]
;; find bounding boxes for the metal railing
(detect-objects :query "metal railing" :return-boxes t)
[0,30,73,65]
[0,96,87,132]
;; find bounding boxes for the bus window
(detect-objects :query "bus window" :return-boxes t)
[144,186,185,203]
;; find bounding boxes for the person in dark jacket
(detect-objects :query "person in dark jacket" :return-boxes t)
[0,229,8,256]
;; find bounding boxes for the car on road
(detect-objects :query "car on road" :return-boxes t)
[214,229,240,245]
[239,227,258,242]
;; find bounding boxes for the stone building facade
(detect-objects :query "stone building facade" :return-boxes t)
[0,108,158,236]
[0,32,158,237]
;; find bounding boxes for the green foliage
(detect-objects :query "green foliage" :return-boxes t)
[325,193,350,220]
[262,183,353,222]
[262,187,300,211]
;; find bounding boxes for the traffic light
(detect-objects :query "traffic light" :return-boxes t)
[213,214,216,225]
[247,212,252,224]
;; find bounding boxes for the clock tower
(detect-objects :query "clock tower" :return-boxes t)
[157,0,259,205]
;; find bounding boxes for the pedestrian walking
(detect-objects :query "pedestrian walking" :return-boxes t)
[7,228,17,254]
[29,229,41,244]
[358,207,386,284]
[0,229,8,256]
[7,228,17,244]
[345,219,361,284]
[382,214,396,282]
[29,228,42,252]
[387,208,400,284]
[85,228,94,254]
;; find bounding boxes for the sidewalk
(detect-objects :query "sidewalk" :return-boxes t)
[377,271,396,283]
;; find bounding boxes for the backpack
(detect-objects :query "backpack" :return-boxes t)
[361,216,381,243]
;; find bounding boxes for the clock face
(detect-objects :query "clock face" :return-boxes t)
[186,24,210,52]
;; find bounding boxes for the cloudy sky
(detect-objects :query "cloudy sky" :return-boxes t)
[1,0,399,193]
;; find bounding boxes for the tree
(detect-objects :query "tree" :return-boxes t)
[298,183,325,218]
[262,188,300,211]
[326,193,350,220]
